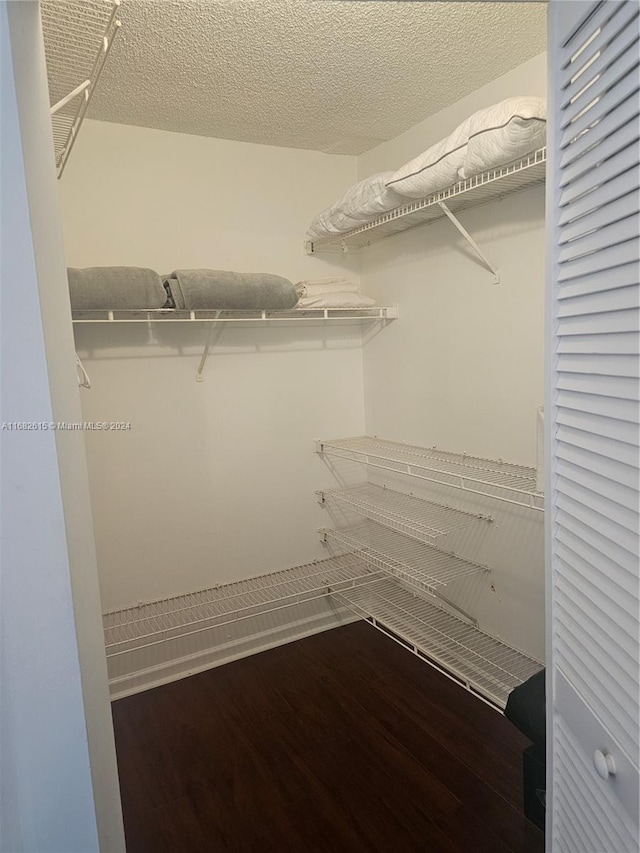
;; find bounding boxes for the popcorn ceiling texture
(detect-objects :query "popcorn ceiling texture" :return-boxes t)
[52,0,547,154]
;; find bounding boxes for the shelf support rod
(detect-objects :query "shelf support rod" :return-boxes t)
[437,202,500,284]
[195,312,222,382]
[50,80,90,115]
[75,353,91,389]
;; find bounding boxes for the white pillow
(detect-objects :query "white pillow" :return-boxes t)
[385,96,546,199]
[340,173,405,220]
[385,117,472,199]
[307,173,405,240]
[461,97,547,178]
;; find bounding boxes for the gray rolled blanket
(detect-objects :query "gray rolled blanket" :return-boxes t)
[165,269,298,310]
[67,267,166,310]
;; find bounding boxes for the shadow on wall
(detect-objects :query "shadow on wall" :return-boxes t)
[361,183,546,277]
[72,319,393,363]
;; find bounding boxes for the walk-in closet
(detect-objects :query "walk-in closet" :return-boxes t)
[3,0,638,851]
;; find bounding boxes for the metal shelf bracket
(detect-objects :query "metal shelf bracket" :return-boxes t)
[50,80,90,116]
[437,202,500,284]
[195,312,223,382]
[75,352,91,389]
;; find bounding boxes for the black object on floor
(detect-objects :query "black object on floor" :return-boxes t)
[504,668,546,747]
[523,745,546,831]
[504,668,546,831]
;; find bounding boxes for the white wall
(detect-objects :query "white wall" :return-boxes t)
[356,52,547,660]
[358,52,546,464]
[1,4,123,851]
[59,121,365,611]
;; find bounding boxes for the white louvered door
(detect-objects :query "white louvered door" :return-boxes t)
[547,1,640,851]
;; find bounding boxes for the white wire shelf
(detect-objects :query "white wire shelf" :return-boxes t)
[72,306,399,323]
[320,519,489,596]
[41,0,122,178]
[317,436,544,511]
[306,148,546,255]
[318,483,492,543]
[332,577,542,709]
[103,555,382,658]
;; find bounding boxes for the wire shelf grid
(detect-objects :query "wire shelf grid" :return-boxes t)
[103,555,382,656]
[306,148,546,254]
[321,520,489,595]
[333,577,542,708]
[41,0,121,176]
[318,483,491,543]
[72,306,399,324]
[318,436,543,510]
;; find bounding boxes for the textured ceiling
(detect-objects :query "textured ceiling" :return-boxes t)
[54,0,547,154]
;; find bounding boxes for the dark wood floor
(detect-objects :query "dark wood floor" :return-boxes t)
[112,622,543,853]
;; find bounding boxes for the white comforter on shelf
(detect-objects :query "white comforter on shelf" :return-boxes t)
[305,97,546,239]
[385,115,473,200]
[462,97,547,177]
[386,96,547,198]
[306,173,406,241]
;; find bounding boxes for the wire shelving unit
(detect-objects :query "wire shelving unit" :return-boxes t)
[103,555,382,660]
[102,538,540,709]
[317,436,544,511]
[305,148,546,256]
[71,306,399,324]
[41,0,122,178]
[317,483,492,543]
[72,307,399,382]
[332,577,542,709]
[320,519,489,596]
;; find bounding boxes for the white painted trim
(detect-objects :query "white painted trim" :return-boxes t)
[4,4,125,850]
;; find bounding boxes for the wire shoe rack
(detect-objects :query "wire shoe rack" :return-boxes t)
[104,431,543,708]
[318,483,492,543]
[104,555,380,659]
[317,436,544,510]
[104,550,541,709]
[320,520,490,594]
[333,578,542,708]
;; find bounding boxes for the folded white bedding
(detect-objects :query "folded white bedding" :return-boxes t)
[386,96,546,199]
[296,281,360,298]
[297,292,376,308]
[296,277,349,287]
[307,173,406,240]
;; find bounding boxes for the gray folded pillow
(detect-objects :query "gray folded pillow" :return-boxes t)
[165,269,298,310]
[67,267,166,310]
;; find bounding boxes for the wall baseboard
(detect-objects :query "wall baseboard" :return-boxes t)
[108,598,358,700]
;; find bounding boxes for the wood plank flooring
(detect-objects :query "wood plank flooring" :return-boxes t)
[112,622,544,853]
